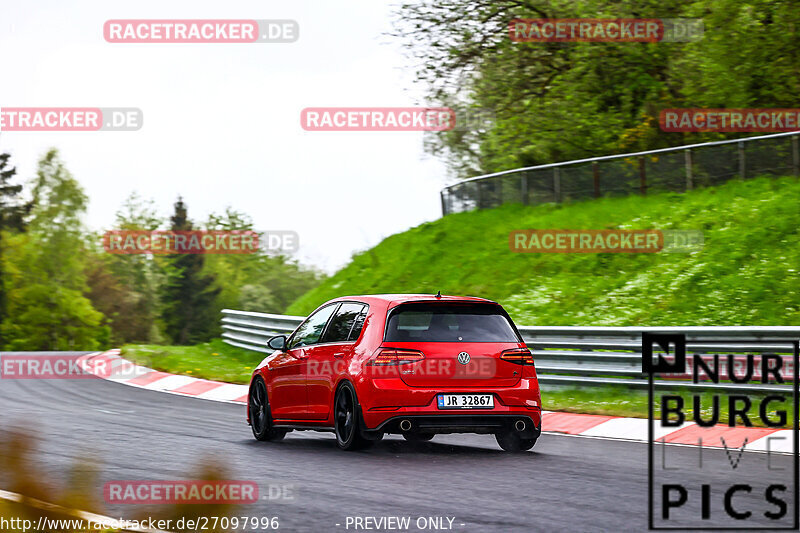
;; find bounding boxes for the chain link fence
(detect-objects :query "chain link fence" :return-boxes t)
[440,132,800,215]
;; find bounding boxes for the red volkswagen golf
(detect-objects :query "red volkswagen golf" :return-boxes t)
[247,294,542,452]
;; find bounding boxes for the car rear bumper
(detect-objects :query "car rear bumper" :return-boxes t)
[357,376,541,433]
[365,413,541,439]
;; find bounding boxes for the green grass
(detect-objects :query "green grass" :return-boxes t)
[544,386,792,428]
[544,387,651,417]
[121,339,263,384]
[286,176,800,326]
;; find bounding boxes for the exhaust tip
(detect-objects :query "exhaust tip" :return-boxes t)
[515,420,526,432]
[399,419,412,432]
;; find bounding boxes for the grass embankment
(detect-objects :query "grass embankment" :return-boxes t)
[121,176,800,420]
[121,339,262,384]
[286,176,800,326]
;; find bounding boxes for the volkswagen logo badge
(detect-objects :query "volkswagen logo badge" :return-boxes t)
[457,352,470,365]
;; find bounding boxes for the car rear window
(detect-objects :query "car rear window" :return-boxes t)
[384,303,520,343]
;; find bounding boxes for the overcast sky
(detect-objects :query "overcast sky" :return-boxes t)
[0,0,449,272]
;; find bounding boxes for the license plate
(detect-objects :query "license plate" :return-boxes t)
[437,393,494,409]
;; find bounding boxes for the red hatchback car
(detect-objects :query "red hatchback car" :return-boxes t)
[247,294,542,452]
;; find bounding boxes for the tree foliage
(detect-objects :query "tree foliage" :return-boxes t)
[0,152,31,344]
[160,198,221,345]
[394,0,800,176]
[0,151,324,350]
[203,208,322,316]
[1,150,107,350]
[85,193,165,345]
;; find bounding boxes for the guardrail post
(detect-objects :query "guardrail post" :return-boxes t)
[521,173,529,205]
[474,180,482,210]
[792,134,799,178]
[440,190,447,216]
[684,149,693,190]
[738,141,746,179]
[592,161,600,198]
[496,178,502,208]
[639,156,646,195]
[553,167,561,203]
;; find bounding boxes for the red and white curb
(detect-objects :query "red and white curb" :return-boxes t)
[77,350,248,404]
[539,411,792,453]
[81,350,792,453]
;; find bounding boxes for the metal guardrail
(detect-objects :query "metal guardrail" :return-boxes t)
[221,309,305,353]
[520,326,798,393]
[440,131,800,215]
[222,310,799,392]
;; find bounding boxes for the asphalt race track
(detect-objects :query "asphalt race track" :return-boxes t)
[0,353,794,533]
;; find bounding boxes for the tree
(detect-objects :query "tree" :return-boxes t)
[202,208,324,315]
[86,193,165,344]
[160,197,220,344]
[202,208,259,315]
[393,0,800,177]
[0,152,31,344]
[1,149,107,350]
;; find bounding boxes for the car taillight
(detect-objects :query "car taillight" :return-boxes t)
[368,348,425,366]
[500,348,535,365]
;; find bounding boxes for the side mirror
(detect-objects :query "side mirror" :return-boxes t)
[268,335,287,351]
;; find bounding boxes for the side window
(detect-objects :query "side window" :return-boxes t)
[347,305,368,341]
[287,304,337,349]
[320,303,366,344]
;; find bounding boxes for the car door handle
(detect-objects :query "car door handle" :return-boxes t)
[333,352,346,358]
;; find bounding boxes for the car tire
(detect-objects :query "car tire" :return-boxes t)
[334,382,373,451]
[495,431,537,452]
[249,376,287,442]
[402,433,434,442]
